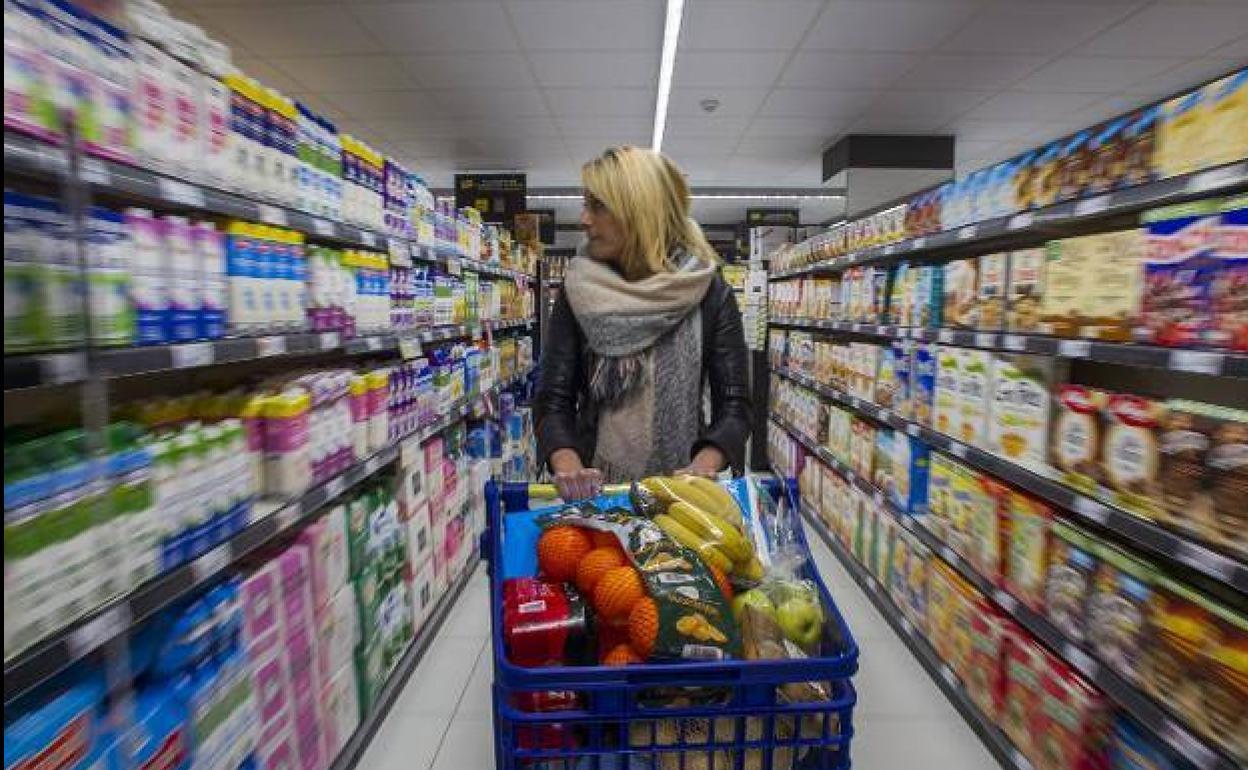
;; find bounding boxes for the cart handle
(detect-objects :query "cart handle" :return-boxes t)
[526,482,632,499]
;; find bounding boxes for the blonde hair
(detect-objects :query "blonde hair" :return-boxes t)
[581,146,719,281]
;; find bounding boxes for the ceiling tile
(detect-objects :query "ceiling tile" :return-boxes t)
[962,91,1104,122]
[746,116,847,139]
[314,90,439,122]
[944,119,1063,144]
[233,56,307,94]
[901,53,1047,90]
[510,1,661,51]
[940,3,1138,55]
[530,51,658,87]
[567,135,650,158]
[191,6,377,56]
[559,115,652,139]
[427,88,551,118]
[1214,36,1248,58]
[669,88,770,117]
[955,139,1003,164]
[758,89,876,119]
[734,133,826,159]
[665,115,752,137]
[1080,5,1248,57]
[862,89,994,125]
[661,134,742,158]
[1124,58,1244,97]
[780,51,917,89]
[389,137,492,160]
[366,117,465,142]
[545,88,654,117]
[682,0,822,51]
[1012,56,1186,94]
[673,52,790,88]
[806,1,980,53]
[403,53,536,90]
[352,2,518,54]
[267,55,418,92]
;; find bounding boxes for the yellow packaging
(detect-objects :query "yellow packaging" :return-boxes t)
[988,354,1064,472]
[957,350,991,449]
[1203,70,1248,169]
[1038,236,1092,337]
[1080,229,1144,342]
[934,347,962,438]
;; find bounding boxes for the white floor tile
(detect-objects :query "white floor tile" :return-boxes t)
[453,642,494,720]
[392,631,487,717]
[355,711,451,770]
[851,715,999,770]
[430,717,496,770]
[440,582,492,640]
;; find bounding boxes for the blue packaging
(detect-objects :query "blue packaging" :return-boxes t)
[122,688,190,770]
[911,343,936,427]
[3,680,105,770]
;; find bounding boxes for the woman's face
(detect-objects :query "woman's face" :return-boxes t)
[580,192,625,263]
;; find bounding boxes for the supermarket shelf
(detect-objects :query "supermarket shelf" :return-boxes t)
[1,378,514,704]
[768,317,1248,378]
[770,160,1248,280]
[5,318,536,390]
[3,131,538,283]
[770,365,1248,593]
[798,506,1033,770]
[782,419,1241,770]
[328,554,479,770]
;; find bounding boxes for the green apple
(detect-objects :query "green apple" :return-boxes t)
[732,589,776,621]
[776,597,823,649]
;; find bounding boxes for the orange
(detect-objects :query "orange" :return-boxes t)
[593,566,646,621]
[575,546,627,595]
[602,643,643,666]
[537,526,593,583]
[628,597,658,659]
[589,530,618,549]
[708,565,734,602]
[598,620,630,661]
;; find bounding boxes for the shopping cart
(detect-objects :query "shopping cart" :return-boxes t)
[483,478,859,769]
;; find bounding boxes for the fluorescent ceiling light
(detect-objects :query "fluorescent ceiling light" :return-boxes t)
[651,0,686,153]
[526,194,843,201]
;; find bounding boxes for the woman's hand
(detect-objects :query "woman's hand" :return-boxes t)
[551,448,603,501]
[674,446,727,478]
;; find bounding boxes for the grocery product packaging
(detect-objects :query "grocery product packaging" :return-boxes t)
[1034,658,1109,770]
[1050,385,1108,495]
[1138,200,1221,347]
[1044,520,1099,644]
[933,346,961,438]
[1213,194,1247,351]
[1086,544,1152,686]
[957,349,992,448]
[1101,394,1163,519]
[1082,230,1146,342]
[977,252,1008,331]
[1003,491,1053,613]
[1005,248,1045,333]
[1157,399,1248,555]
[987,354,1064,472]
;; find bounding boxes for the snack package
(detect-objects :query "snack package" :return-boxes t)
[1138,200,1220,347]
[1034,657,1110,770]
[739,604,831,704]
[1201,601,1247,763]
[988,354,1063,472]
[911,342,937,428]
[1006,248,1046,333]
[1051,385,1108,495]
[1039,237,1091,337]
[1101,394,1163,519]
[1087,543,1153,686]
[957,350,991,448]
[1044,520,1098,644]
[1212,194,1248,351]
[1142,576,1211,739]
[1002,627,1050,763]
[965,600,1008,722]
[977,252,1008,331]
[1082,229,1146,342]
[1003,490,1053,613]
[1155,399,1248,550]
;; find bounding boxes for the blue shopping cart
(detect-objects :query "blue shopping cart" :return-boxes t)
[482,478,859,770]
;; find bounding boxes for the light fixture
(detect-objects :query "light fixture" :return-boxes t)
[652,0,686,153]
[524,193,843,201]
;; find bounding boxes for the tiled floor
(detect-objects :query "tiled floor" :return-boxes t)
[357,532,1000,770]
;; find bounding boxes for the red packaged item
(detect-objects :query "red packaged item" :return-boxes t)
[965,602,1009,723]
[1001,627,1049,766]
[503,577,591,667]
[1034,657,1110,770]
[511,690,583,753]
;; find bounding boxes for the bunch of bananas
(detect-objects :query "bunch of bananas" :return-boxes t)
[633,476,765,582]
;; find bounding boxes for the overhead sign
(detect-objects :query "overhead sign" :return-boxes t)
[454,172,527,225]
[525,208,557,245]
[746,208,800,227]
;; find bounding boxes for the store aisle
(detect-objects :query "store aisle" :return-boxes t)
[356,524,1001,770]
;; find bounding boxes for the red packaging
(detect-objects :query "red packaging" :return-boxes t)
[503,578,591,667]
[512,690,582,754]
[965,602,1009,723]
[512,690,582,712]
[1034,657,1110,770]
[1001,627,1049,765]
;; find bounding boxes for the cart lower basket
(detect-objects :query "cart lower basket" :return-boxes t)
[484,478,859,770]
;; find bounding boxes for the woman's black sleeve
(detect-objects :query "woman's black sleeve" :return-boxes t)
[693,284,753,474]
[534,290,589,470]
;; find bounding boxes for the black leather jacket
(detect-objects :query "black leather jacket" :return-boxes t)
[534,273,753,475]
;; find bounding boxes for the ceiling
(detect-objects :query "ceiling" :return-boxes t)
[169,0,1246,223]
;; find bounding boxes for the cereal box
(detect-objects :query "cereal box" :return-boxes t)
[1087,543,1153,686]
[933,346,961,437]
[873,428,895,496]
[943,259,979,330]
[891,432,930,515]
[926,452,958,542]
[927,560,961,665]
[1081,229,1146,342]
[1101,394,1163,519]
[1005,248,1045,333]
[893,340,912,419]
[957,349,992,448]
[1004,490,1053,613]
[1204,69,1248,169]
[946,459,995,562]
[874,344,901,412]
[874,507,899,586]
[911,342,937,428]
[1002,626,1050,762]
[966,476,1007,585]
[1156,87,1207,179]
[1044,520,1099,644]
[1212,194,1247,351]
[888,263,911,326]
[1050,385,1107,495]
[1035,657,1109,770]
[1039,236,1092,337]
[914,263,942,329]
[965,600,1008,722]
[1138,200,1220,347]
[987,353,1063,472]
[849,418,875,479]
[977,252,1008,331]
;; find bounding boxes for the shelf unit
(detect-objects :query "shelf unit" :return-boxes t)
[3,369,529,704]
[777,417,1242,770]
[771,366,1246,592]
[770,160,1248,281]
[4,131,538,283]
[769,318,1248,379]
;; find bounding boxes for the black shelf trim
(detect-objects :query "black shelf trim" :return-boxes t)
[769,365,1248,593]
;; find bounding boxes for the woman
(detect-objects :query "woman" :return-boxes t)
[535,146,752,500]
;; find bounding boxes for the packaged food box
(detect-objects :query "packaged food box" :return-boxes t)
[977,252,1008,331]
[1138,200,1220,347]
[1012,150,1039,211]
[934,347,962,438]
[1086,117,1129,196]
[914,264,942,329]
[957,349,992,448]
[1081,229,1146,342]
[1004,490,1054,613]
[1005,248,1045,333]
[827,405,852,464]
[1002,627,1050,762]
[850,418,875,479]
[947,573,980,682]
[1087,543,1152,686]
[1213,194,1247,351]
[987,353,1063,472]
[1141,575,1212,731]
[890,432,930,515]
[943,259,979,330]
[1039,236,1092,337]
[911,342,937,428]
[1057,129,1094,202]
[947,460,995,564]
[966,476,1007,585]
[872,429,895,501]
[927,560,961,666]
[874,344,902,413]
[1031,139,1065,209]
[1044,520,1099,644]
[1101,394,1163,519]
[901,530,929,628]
[1122,107,1159,188]
[1203,69,1248,170]
[965,600,1008,723]
[1051,385,1108,495]
[1109,715,1183,770]
[1156,87,1207,179]
[926,452,958,542]
[1200,601,1246,763]
[887,263,911,326]
[1035,657,1109,770]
